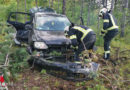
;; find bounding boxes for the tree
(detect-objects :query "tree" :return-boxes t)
[57,0,60,13]
[17,0,19,12]
[70,0,75,22]
[114,0,118,9]
[105,0,107,7]
[120,0,129,37]
[87,0,91,25]
[62,0,66,15]
[25,0,27,21]
[129,0,130,8]
[111,0,114,13]
[51,0,53,8]
[97,0,101,36]
[80,0,84,25]
[35,0,38,7]
[49,0,50,7]
[16,0,19,22]
[102,0,105,7]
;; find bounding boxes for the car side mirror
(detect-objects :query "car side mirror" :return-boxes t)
[25,24,33,30]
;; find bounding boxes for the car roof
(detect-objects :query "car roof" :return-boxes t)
[35,12,66,17]
[30,7,56,13]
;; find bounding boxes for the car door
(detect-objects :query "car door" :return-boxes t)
[7,12,32,43]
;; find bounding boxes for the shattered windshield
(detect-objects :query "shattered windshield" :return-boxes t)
[35,15,70,31]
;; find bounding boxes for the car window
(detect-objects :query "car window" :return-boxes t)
[35,15,70,31]
[9,12,31,24]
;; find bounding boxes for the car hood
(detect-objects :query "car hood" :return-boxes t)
[33,30,71,45]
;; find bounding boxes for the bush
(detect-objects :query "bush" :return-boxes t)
[0,25,29,82]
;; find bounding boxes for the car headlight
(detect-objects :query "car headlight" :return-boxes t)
[34,42,48,49]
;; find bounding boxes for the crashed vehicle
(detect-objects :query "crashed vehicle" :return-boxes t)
[7,7,99,81]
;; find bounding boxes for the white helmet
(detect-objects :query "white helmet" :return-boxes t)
[99,8,108,17]
[64,26,69,32]
[64,26,70,37]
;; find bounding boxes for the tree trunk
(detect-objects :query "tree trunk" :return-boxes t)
[80,0,84,25]
[62,0,66,15]
[71,0,75,22]
[97,0,101,36]
[102,0,107,8]
[57,0,60,13]
[129,0,130,8]
[17,0,19,12]
[87,0,91,26]
[49,0,50,7]
[120,0,128,37]
[126,0,129,9]
[16,0,19,22]
[102,0,105,7]
[25,0,27,12]
[115,0,118,9]
[111,0,114,13]
[72,0,75,18]
[35,0,38,7]
[105,0,107,8]
[51,0,53,8]
[25,0,27,21]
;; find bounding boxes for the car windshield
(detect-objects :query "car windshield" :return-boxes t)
[35,15,70,31]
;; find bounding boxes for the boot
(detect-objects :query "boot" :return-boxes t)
[103,53,110,60]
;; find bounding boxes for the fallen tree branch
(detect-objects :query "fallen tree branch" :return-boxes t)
[106,62,119,84]
[99,73,111,84]
[4,43,12,67]
[0,65,11,68]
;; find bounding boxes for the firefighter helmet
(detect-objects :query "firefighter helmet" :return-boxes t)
[64,26,70,37]
[99,8,108,17]
[64,26,70,32]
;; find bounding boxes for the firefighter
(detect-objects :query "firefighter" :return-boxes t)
[99,8,119,60]
[64,24,96,63]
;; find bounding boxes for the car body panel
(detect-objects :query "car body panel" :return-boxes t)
[33,30,71,45]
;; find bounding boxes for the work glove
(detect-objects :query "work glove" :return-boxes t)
[100,29,107,36]
[71,45,78,50]
[100,32,105,37]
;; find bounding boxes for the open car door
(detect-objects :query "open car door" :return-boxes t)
[7,12,32,44]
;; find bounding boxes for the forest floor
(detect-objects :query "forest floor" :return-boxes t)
[8,50,130,90]
[1,22,129,90]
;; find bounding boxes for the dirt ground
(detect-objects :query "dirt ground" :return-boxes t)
[8,70,77,90]
[9,69,91,90]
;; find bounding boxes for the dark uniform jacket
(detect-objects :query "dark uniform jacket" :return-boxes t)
[102,12,118,33]
[67,25,95,47]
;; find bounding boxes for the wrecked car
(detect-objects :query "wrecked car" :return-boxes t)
[7,7,99,81]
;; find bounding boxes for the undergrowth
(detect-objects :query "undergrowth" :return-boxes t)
[0,25,29,82]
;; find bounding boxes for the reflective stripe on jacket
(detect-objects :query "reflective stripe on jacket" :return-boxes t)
[103,13,118,31]
[72,26,93,41]
[67,25,93,47]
